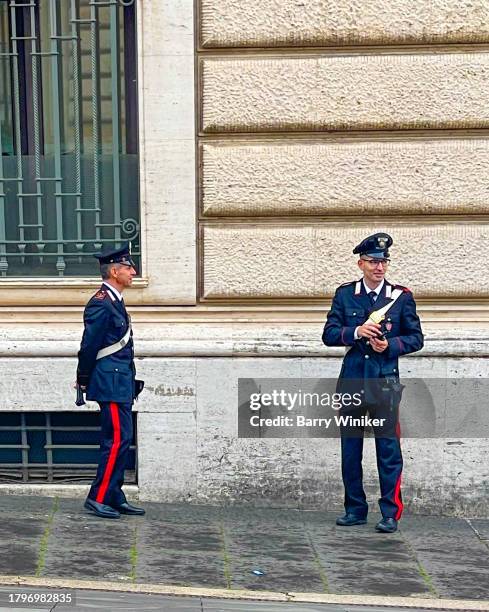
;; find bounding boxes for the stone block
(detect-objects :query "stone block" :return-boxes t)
[201,54,489,133]
[138,411,197,502]
[142,0,194,57]
[194,358,306,506]
[138,0,197,304]
[202,223,489,298]
[200,0,489,47]
[136,358,196,413]
[141,140,196,305]
[201,139,489,216]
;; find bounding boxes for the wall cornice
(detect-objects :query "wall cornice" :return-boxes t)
[0,304,487,357]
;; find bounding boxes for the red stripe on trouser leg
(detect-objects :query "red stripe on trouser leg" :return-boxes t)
[393,473,403,519]
[394,420,403,519]
[96,402,121,504]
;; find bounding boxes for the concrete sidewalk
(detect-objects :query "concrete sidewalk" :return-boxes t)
[1,495,489,603]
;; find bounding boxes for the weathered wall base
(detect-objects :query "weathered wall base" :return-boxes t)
[1,344,487,517]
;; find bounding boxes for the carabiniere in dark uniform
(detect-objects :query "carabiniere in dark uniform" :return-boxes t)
[76,243,145,519]
[322,233,423,533]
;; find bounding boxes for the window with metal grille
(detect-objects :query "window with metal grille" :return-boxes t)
[0,411,137,483]
[0,0,140,277]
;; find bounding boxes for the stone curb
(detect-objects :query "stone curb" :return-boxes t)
[0,576,488,610]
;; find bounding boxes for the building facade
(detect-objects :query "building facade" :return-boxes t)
[0,0,488,515]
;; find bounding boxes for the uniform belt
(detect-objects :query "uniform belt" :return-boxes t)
[96,323,132,360]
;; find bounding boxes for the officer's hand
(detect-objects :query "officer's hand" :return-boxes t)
[370,337,388,352]
[73,382,86,391]
[356,322,381,339]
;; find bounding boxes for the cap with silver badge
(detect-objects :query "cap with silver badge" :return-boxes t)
[94,242,135,266]
[353,233,393,259]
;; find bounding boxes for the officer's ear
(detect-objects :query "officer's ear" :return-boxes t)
[109,263,119,279]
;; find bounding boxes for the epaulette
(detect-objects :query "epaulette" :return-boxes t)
[394,284,411,293]
[336,280,356,295]
[92,289,108,301]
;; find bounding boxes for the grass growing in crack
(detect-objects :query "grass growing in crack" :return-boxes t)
[416,562,438,597]
[35,496,59,577]
[219,523,232,590]
[129,526,138,582]
[399,529,438,597]
[304,525,329,593]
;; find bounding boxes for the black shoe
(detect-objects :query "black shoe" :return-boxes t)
[84,498,120,519]
[114,501,145,516]
[336,513,367,526]
[375,517,398,533]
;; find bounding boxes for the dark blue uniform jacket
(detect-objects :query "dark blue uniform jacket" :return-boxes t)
[322,279,423,383]
[77,285,135,403]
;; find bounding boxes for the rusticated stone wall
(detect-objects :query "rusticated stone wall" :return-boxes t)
[202,140,489,217]
[198,1,489,301]
[200,0,489,47]
[202,224,489,299]
[201,54,489,133]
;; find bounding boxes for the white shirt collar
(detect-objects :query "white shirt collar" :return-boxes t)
[102,281,123,302]
[363,278,384,297]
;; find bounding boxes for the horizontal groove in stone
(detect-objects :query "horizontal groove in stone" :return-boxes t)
[201,139,489,216]
[200,0,489,48]
[199,129,489,141]
[201,53,489,133]
[197,44,489,56]
[202,223,489,299]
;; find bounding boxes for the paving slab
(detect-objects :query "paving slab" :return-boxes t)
[400,516,489,600]
[136,503,227,588]
[142,502,226,526]
[0,495,54,514]
[305,516,433,597]
[42,498,135,582]
[0,495,53,576]
[222,506,325,592]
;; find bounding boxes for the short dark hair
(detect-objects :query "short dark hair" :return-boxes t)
[100,263,117,280]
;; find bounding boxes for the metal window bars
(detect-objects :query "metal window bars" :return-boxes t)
[0,411,137,483]
[0,0,139,276]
